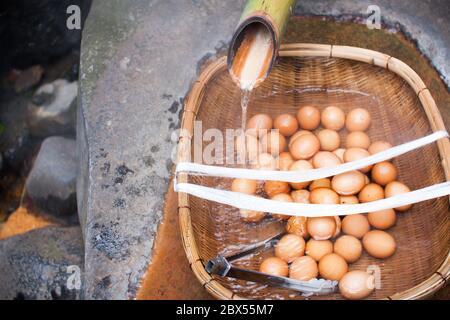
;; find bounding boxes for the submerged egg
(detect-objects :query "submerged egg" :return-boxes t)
[385,181,412,211]
[339,271,375,300]
[264,180,291,198]
[340,195,359,204]
[369,140,392,155]
[333,148,346,162]
[231,178,257,194]
[259,257,289,277]
[253,152,277,170]
[286,216,309,238]
[331,170,366,195]
[371,161,398,186]
[289,160,313,189]
[235,133,261,163]
[270,193,294,220]
[342,214,370,239]
[274,114,299,137]
[346,108,371,132]
[239,209,265,222]
[309,178,331,191]
[346,131,371,149]
[362,230,396,258]
[289,133,320,160]
[317,129,341,151]
[344,148,373,173]
[334,235,362,263]
[367,209,397,230]
[358,183,385,203]
[277,152,294,171]
[321,106,345,131]
[296,106,321,130]
[310,188,340,204]
[289,256,318,281]
[318,253,348,281]
[291,189,310,203]
[312,151,342,168]
[307,217,337,240]
[247,114,273,137]
[260,131,287,156]
[289,130,313,148]
[305,239,334,261]
[275,234,306,263]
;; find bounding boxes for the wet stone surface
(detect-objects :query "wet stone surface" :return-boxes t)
[0,226,84,300]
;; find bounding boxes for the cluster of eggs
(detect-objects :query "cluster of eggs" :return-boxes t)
[231,105,413,299]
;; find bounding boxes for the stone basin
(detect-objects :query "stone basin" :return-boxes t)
[78,0,449,299]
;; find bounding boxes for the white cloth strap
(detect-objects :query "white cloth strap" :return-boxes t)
[176,131,448,183]
[175,130,450,216]
[175,181,450,217]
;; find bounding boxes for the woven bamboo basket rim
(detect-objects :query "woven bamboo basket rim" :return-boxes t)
[177,43,450,300]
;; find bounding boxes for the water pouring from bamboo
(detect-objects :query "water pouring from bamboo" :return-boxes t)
[228,0,296,91]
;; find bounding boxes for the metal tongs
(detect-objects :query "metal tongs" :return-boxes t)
[205,233,338,296]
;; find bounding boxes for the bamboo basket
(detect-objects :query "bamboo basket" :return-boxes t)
[177,43,450,300]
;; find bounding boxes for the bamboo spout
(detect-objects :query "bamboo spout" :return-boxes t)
[228,0,296,89]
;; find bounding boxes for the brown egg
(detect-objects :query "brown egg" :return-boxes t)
[385,181,412,211]
[235,133,261,163]
[317,129,341,151]
[297,106,321,130]
[247,114,273,137]
[346,108,371,132]
[239,209,265,222]
[286,216,309,238]
[310,188,340,204]
[264,180,290,198]
[275,234,306,263]
[309,178,331,191]
[231,178,257,194]
[259,257,289,277]
[339,271,375,300]
[342,214,370,239]
[371,161,398,186]
[291,190,310,203]
[260,131,287,156]
[344,148,373,173]
[346,131,371,149]
[362,230,396,258]
[305,239,333,261]
[289,133,320,160]
[271,193,294,220]
[333,216,342,238]
[340,195,359,204]
[333,148,346,162]
[367,209,397,230]
[334,235,363,263]
[359,183,385,203]
[307,217,337,240]
[253,152,277,170]
[289,160,313,189]
[277,152,294,171]
[289,130,313,148]
[331,170,366,195]
[318,253,348,281]
[321,106,345,131]
[274,114,298,137]
[369,140,393,155]
[289,256,318,281]
[312,151,342,168]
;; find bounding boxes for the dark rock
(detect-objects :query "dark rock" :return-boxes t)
[0,226,84,300]
[13,65,44,93]
[23,136,77,224]
[0,0,92,76]
[27,80,78,137]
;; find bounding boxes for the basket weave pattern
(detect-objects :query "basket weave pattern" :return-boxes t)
[177,44,450,300]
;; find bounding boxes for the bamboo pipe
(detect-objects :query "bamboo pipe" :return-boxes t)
[227,0,296,88]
